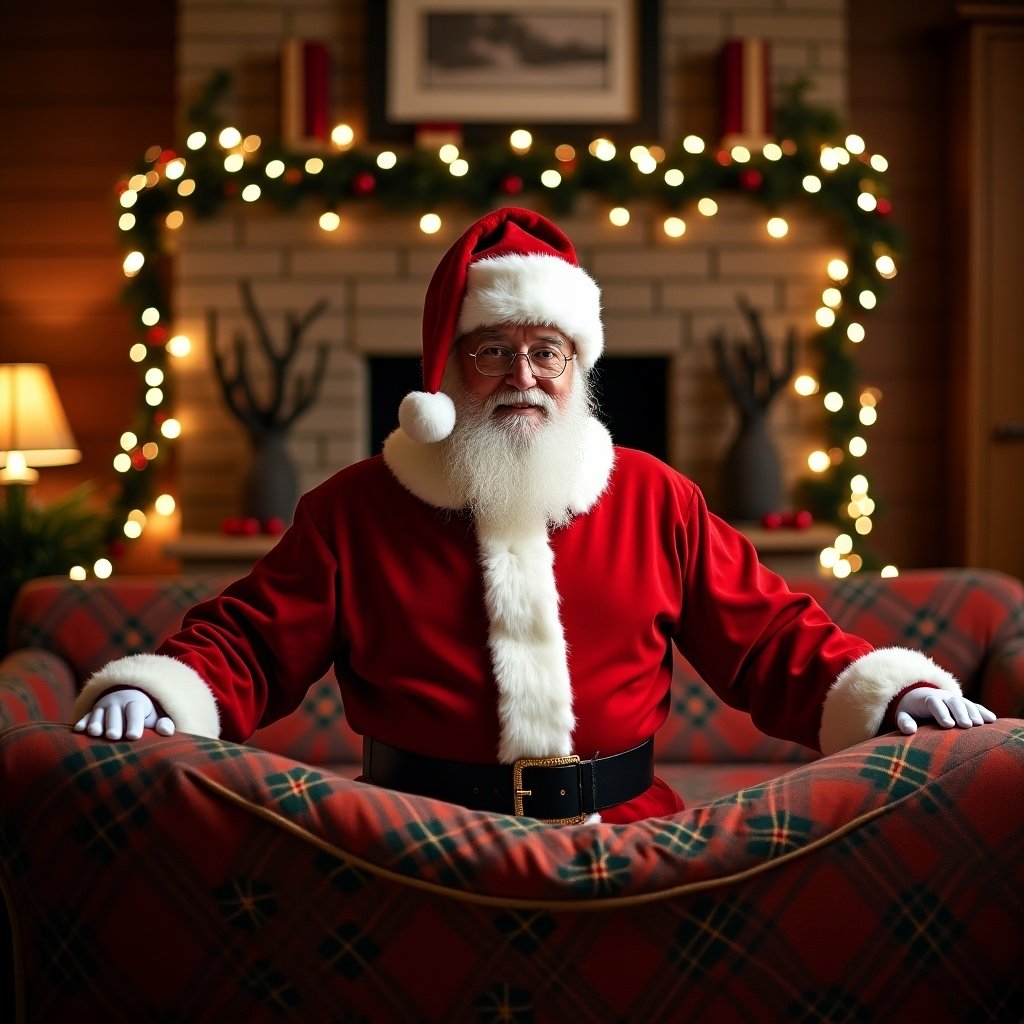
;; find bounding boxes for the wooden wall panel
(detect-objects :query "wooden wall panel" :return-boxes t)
[0,0,175,569]
[846,0,958,567]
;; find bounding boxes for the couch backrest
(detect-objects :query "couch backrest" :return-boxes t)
[655,567,1024,762]
[6,574,363,763]
[9,567,1023,766]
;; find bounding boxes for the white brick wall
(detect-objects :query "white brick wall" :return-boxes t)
[174,0,847,530]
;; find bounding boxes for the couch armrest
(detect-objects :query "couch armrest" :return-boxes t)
[980,636,1024,717]
[0,649,77,728]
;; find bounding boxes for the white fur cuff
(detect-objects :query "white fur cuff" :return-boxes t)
[819,646,961,755]
[71,653,221,738]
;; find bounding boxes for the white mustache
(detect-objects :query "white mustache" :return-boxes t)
[483,388,555,414]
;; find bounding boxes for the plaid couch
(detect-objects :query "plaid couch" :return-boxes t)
[1,569,1022,1022]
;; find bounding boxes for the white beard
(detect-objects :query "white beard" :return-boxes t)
[439,366,597,531]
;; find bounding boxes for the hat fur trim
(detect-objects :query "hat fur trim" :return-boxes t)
[457,253,604,370]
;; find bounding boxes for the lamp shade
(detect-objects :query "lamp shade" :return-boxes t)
[0,363,81,483]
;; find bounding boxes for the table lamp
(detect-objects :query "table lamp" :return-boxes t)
[0,363,81,484]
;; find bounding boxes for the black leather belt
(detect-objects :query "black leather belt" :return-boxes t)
[362,737,654,824]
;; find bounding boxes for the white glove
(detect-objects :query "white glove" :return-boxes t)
[895,688,996,736]
[74,688,175,741]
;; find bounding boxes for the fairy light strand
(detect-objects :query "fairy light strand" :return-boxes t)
[102,74,899,579]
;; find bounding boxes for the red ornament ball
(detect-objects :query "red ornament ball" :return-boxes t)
[146,325,168,345]
[875,197,892,217]
[501,175,524,195]
[221,517,243,536]
[130,451,149,471]
[240,517,261,536]
[761,511,784,530]
[739,168,763,191]
[352,171,376,196]
[262,516,286,536]
[715,150,732,167]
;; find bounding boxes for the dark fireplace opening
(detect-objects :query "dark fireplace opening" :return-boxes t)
[368,356,668,462]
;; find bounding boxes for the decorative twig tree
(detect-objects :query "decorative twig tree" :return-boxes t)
[711,295,796,521]
[208,280,329,523]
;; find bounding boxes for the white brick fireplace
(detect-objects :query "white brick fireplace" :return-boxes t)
[173,0,849,532]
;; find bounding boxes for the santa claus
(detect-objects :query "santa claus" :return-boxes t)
[74,207,995,824]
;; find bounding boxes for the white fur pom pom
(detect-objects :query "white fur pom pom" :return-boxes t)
[398,390,456,444]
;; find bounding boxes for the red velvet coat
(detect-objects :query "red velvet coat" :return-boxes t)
[165,447,881,821]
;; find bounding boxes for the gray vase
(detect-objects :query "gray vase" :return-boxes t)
[242,432,298,523]
[719,412,783,522]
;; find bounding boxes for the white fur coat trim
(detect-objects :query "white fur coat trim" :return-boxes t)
[819,646,961,755]
[382,415,615,516]
[478,519,575,762]
[72,653,221,738]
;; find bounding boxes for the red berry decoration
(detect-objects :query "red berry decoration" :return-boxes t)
[221,517,243,536]
[352,171,376,196]
[761,511,784,530]
[792,509,814,530]
[739,169,763,191]
[240,517,261,536]
[262,516,286,536]
[501,175,524,195]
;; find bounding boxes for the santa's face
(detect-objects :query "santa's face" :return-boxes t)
[455,323,576,437]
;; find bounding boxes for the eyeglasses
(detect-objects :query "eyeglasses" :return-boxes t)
[466,344,575,379]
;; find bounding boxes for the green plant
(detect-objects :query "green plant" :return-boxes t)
[0,483,107,654]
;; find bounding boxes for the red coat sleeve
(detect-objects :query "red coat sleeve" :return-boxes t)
[673,484,874,751]
[157,494,340,741]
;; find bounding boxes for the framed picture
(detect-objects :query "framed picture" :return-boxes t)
[366,0,660,143]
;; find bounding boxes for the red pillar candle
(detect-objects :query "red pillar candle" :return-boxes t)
[720,38,772,148]
[281,39,331,148]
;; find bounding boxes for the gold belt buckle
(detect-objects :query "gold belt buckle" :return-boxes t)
[512,754,585,825]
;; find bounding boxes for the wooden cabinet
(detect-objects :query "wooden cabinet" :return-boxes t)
[951,5,1024,578]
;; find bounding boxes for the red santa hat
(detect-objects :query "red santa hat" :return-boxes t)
[398,207,604,444]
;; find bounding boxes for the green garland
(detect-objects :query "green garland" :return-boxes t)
[110,73,901,571]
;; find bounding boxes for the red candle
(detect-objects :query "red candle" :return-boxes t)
[281,39,330,147]
[720,38,772,146]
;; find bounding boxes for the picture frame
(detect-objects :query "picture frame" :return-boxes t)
[366,0,660,143]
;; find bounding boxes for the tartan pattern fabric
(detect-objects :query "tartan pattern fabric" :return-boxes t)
[0,648,77,729]
[1,721,1021,1021]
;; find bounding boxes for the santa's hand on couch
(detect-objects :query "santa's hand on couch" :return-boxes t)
[895,688,996,736]
[74,688,176,741]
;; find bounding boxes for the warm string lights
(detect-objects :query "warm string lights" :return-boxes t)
[99,75,901,580]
